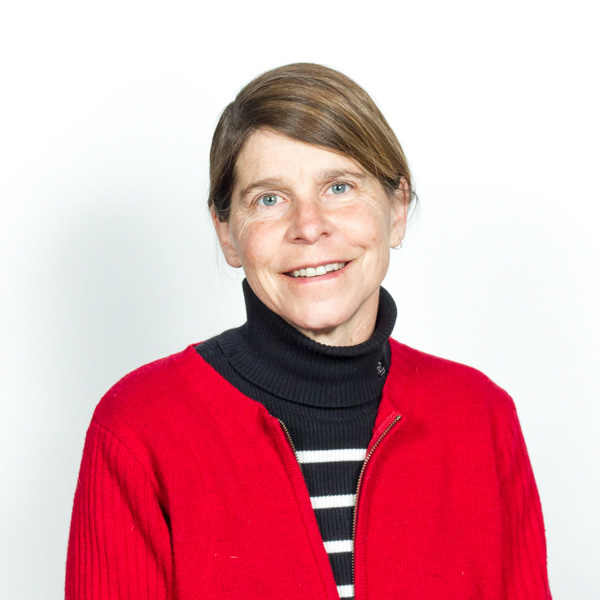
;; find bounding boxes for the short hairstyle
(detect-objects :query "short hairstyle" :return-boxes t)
[209,63,415,221]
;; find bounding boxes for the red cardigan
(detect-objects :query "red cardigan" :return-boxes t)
[66,340,551,599]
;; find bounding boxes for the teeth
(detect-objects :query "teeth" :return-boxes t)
[289,262,346,278]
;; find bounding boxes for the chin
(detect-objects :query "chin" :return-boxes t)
[285,306,354,337]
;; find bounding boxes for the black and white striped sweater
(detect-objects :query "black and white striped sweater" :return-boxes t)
[196,280,396,600]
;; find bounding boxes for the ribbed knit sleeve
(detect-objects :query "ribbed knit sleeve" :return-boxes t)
[500,404,552,598]
[66,420,172,600]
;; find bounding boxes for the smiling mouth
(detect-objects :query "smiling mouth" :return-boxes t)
[286,262,347,278]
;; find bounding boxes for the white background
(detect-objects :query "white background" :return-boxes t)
[1,0,598,597]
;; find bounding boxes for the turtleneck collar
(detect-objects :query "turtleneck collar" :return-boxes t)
[216,279,397,408]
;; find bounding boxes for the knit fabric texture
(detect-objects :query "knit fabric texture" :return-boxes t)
[66,317,552,599]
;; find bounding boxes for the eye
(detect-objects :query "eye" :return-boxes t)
[328,182,352,195]
[257,193,283,207]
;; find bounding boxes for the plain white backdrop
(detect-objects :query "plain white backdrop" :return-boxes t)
[1,0,598,597]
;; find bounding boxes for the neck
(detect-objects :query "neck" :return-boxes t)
[213,279,398,407]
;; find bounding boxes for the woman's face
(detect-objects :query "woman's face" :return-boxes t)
[213,129,408,346]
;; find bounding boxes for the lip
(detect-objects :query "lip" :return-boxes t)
[283,260,351,279]
[285,260,348,273]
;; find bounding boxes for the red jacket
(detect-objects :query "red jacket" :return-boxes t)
[66,340,551,599]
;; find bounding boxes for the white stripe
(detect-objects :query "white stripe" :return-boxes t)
[310,494,356,509]
[296,448,366,464]
[337,584,355,598]
[323,539,353,554]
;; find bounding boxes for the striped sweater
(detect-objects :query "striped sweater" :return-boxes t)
[196,280,397,598]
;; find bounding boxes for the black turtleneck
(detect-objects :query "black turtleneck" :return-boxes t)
[195,279,397,599]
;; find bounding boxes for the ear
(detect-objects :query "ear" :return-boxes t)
[211,207,243,268]
[389,177,409,248]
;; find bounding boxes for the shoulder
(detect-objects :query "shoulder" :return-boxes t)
[91,344,216,442]
[388,338,517,426]
[390,339,505,389]
[90,342,260,445]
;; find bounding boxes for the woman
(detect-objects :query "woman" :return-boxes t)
[66,64,551,599]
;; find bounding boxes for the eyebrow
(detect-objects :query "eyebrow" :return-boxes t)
[319,168,368,182]
[238,169,369,201]
[238,178,288,201]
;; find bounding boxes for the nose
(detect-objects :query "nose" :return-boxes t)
[287,198,332,244]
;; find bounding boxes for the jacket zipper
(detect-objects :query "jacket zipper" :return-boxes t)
[279,415,402,600]
[278,419,298,457]
[352,414,402,597]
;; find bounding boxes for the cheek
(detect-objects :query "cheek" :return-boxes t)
[232,220,275,265]
[341,205,392,246]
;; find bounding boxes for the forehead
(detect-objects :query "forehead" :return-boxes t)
[233,129,365,188]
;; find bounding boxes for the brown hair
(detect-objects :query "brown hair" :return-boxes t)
[209,63,415,221]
